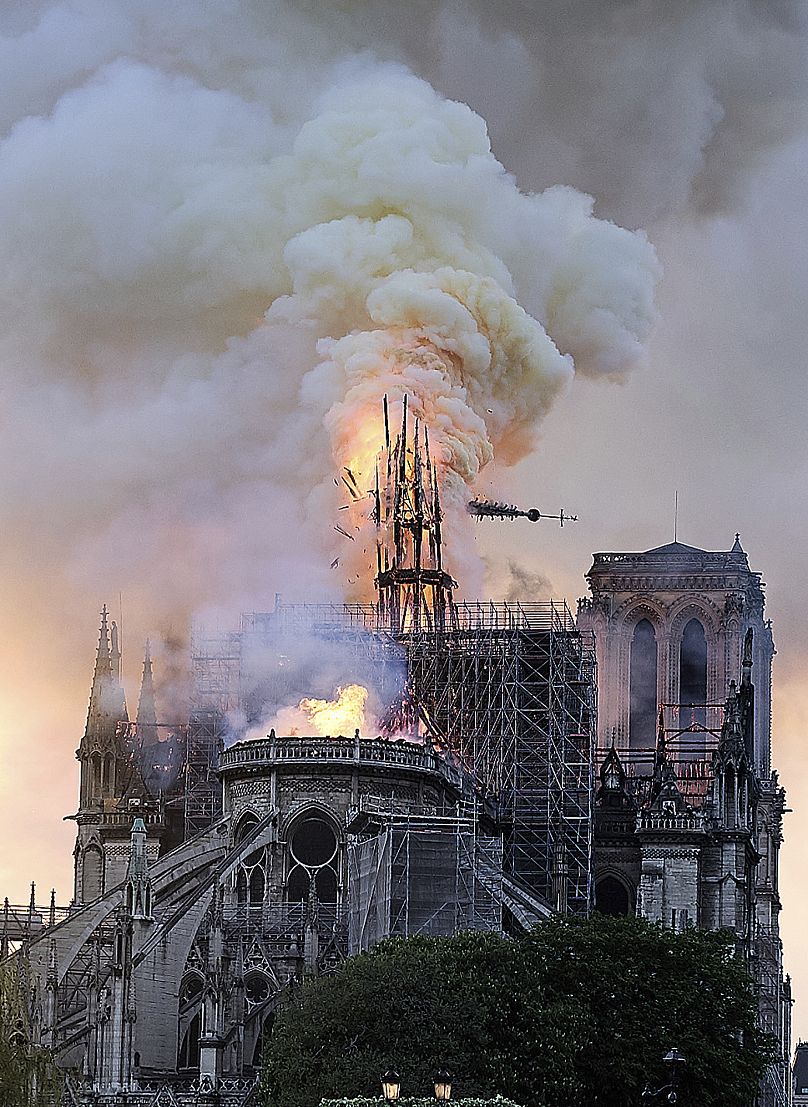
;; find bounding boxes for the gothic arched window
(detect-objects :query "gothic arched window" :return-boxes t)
[286,816,339,903]
[595,875,632,917]
[680,618,708,733]
[177,975,203,1071]
[102,754,114,796]
[249,867,265,906]
[629,619,657,749]
[90,753,102,799]
[82,845,103,903]
[234,812,259,845]
[251,1012,275,1068]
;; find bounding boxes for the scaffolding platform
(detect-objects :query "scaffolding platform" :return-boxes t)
[347,810,503,953]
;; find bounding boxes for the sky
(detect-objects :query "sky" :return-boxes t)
[1,0,807,1040]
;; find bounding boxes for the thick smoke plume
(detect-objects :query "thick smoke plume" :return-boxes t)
[3,3,808,949]
[0,5,662,633]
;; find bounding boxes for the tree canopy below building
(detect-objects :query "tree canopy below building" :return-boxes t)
[261,915,774,1107]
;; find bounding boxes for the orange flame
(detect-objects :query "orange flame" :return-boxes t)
[272,683,370,737]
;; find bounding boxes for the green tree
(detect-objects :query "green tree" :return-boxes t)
[261,916,773,1107]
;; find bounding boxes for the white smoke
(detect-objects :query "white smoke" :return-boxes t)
[0,21,660,629]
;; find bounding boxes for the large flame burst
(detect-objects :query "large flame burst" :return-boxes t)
[270,683,370,737]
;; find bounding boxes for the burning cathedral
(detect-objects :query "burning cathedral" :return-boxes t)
[0,401,792,1107]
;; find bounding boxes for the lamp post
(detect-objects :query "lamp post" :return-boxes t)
[434,1071,452,1101]
[381,1071,401,1101]
[641,1048,686,1104]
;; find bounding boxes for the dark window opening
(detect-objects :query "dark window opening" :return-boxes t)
[680,618,708,744]
[595,876,632,916]
[629,619,657,749]
[245,973,271,1007]
[680,619,707,706]
[178,1009,201,1070]
[316,867,338,903]
[249,867,265,906]
[290,819,337,866]
[177,976,203,1071]
[287,865,309,902]
[234,813,259,845]
[251,1013,275,1068]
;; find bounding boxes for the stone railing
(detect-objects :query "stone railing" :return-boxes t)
[220,735,442,777]
[635,810,705,834]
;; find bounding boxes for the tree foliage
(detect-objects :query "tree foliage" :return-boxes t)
[261,915,774,1107]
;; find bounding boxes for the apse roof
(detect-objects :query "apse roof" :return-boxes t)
[643,541,706,555]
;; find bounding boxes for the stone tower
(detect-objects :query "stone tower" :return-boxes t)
[70,609,165,905]
[578,536,774,772]
[579,538,790,1107]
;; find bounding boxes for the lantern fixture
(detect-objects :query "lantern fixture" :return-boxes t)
[641,1048,686,1103]
[434,1070,452,1100]
[381,1071,401,1101]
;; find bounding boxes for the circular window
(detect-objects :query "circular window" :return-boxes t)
[245,973,270,1007]
[290,819,337,867]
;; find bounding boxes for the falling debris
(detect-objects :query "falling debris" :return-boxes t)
[334,524,356,541]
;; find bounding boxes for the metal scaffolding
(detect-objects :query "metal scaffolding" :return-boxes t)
[347,809,503,953]
[400,601,595,915]
[233,599,596,917]
[184,630,239,839]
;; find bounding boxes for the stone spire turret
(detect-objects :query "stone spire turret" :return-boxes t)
[125,818,153,922]
[136,641,158,749]
[83,605,128,750]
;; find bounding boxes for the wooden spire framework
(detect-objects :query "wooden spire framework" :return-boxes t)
[374,395,457,635]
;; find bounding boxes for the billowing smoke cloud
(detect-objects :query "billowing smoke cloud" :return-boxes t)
[0,8,659,637]
[2,2,808,965]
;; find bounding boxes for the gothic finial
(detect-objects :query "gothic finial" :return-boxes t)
[730,532,745,556]
[100,604,109,642]
[48,889,56,929]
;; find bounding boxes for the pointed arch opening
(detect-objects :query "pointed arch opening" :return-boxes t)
[629,618,658,749]
[680,618,708,736]
[595,875,633,917]
[249,867,265,906]
[177,974,203,1071]
[82,845,103,903]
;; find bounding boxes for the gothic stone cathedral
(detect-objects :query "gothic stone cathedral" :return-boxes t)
[2,537,791,1106]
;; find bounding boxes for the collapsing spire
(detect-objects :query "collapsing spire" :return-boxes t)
[374,395,457,634]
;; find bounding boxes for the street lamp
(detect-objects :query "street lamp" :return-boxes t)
[641,1048,686,1104]
[381,1071,401,1101]
[434,1071,452,1100]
